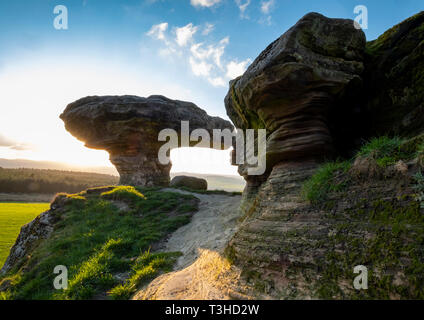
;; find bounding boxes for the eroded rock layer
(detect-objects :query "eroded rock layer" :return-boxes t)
[225,12,366,172]
[60,95,233,186]
[226,160,423,299]
[224,12,424,299]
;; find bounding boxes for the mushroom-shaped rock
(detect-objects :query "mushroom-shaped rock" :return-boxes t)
[225,12,366,174]
[60,95,234,187]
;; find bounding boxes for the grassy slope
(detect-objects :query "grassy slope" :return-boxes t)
[0,186,199,300]
[302,136,424,204]
[299,136,424,298]
[0,203,50,268]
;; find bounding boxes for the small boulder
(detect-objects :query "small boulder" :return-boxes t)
[394,160,408,175]
[170,176,208,191]
[350,156,382,179]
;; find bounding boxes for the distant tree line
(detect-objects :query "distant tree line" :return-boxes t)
[0,168,119,194]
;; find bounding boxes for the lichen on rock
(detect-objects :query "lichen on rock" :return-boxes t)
[364,11,424,137]
[223,11,424,299]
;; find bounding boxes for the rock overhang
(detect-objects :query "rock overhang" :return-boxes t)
[60,95,234,187]
[225,12,366,176]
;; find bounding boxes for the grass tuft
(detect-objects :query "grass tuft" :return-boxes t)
[101,186,145,202]
[302,161,351,204]
[108,250,181,300]
[357,136,405,167]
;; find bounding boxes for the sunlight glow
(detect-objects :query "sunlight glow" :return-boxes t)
[0,57,238,175]
[171,147,238,175]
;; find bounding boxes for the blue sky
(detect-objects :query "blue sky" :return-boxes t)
[0,0,422,173]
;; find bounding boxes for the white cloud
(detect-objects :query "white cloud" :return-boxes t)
[202,23,215,35]
[208,77,226,87]
[190,37,229,69]
[261,0,275,14]
[147,21,250,87]
[158,46,179,58]
[189,57,213,77]
[226,59,251,79]
[190,0,221,8]
[0,133,32,150]
[147,22,168,41]
[175,23,198,47]
[0,134,14,147]
[235,0,250,18]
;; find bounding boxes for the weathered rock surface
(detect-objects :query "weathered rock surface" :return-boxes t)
[225,12,366,173]
[364,11,424,138]
[223,12,424,299]
[61,95,233,187]
[225,13,367,277]
[170,176,208,191]
[0,211,55,275]
[0,194,69,275]
[226,160,423,299]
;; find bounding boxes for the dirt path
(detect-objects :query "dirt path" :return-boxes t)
[133,189,252,300]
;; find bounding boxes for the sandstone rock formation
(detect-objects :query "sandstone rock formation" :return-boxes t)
[170,176,208,191]
[225,12,366,175]
[223,12,424,299]
[225,11,366,235]
[3,11,424,300]
[364,11,424,137]
[60,95,233,187]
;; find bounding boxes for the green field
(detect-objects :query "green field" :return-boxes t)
[0,203,49,268]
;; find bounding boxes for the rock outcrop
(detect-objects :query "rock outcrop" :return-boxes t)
[226,12,366,174]
[0,211,55,275]
[170,176,208,191]
[3,11,424,301]
[364,11,424,137]
[0,195,68,275]
[60,95,233,187]
[223,12,424,299]
[225,11,366,242]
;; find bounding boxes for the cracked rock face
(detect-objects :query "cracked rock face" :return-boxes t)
[1,209,58,275]
[60,95,233,187]
[225,12,366,174]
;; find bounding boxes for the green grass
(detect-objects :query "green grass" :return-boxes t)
[0,203,50,268]
[101,186,146,202]
[0,187,198,300]
[358,136,405,167]
[301,161,351,204]
[108,250,182,300]
[302,136,421,204]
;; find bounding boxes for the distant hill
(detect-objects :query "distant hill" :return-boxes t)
[0,167,119,194]
[0,159,245,192]
[0,158,118,176]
